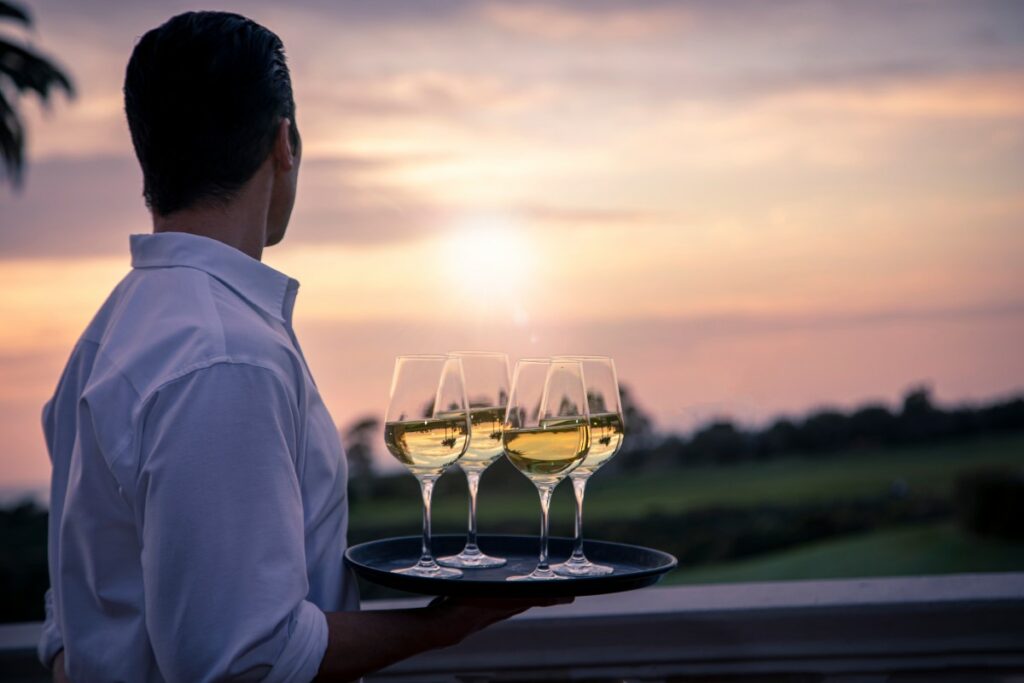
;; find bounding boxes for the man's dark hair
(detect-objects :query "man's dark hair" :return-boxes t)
[124,11,299,215]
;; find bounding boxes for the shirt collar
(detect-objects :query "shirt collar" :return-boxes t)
[130,232,300,324]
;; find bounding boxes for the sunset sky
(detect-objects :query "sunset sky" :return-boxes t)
[2,0,1023,490]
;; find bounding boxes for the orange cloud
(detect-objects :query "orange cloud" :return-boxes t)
[770,71,1024,120]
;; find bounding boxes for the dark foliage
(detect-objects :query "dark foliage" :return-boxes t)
[0,500,48,622]
[628,387,1024,470]
[955,468,1024,541]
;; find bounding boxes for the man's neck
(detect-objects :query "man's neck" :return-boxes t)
[152,164,273,261]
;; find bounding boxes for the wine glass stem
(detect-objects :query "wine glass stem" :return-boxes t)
[465,470,481,551]
[536,484,555,572]
[570,476,588,562]
[418,476,437,566]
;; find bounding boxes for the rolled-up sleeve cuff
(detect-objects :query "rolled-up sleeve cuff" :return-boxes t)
[37,589,63,669]
[264,600,328,683]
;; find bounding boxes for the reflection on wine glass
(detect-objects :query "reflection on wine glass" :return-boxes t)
[438,352,510,569]
[552,356,624,577]
[383,355,470,578]
[502,358,590,581]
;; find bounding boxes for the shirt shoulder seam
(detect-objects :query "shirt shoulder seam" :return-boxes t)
[143,356,294,405]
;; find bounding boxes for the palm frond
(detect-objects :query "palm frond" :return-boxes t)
[0,2,72,188]
[0,37,75,101]
[0,88,25,185]
[0,2,31,26]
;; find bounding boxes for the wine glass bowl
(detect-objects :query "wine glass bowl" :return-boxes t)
[383,355,470,578]
[383,417,469,477]
[501,415,590,486]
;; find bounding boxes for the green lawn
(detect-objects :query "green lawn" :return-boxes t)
[350,433,1024,532]
[665,522,1024,584]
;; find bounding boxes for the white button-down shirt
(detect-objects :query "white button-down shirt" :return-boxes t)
[40,232,358,682]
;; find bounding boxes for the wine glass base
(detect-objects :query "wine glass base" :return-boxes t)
[437,548,507,569]
[393,563,463,579]
[552,558,614,577]
[507,568,568,581]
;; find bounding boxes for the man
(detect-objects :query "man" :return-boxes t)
[40,11,557,682]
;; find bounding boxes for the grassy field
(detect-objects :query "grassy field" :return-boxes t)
[350,433,1024,534]
[665,522,1024,584]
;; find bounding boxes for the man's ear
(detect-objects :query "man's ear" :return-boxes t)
[272,119,296,172]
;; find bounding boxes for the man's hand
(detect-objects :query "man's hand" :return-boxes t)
[316,595,573,681]
[52,650,71,683]
[426,595,574,648]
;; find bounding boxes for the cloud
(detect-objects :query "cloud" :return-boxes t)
[765,70,1024,119]
[0,154,460,258]
[291,158,456,245]
[306,71,556,120]
[520,204,672,228]
[1,156,147,258]
[0,150,687,258]
[478,1,690,41]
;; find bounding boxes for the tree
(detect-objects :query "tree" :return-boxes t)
[796,409,851,454]
[898,384,948,442]
[686,420,750,464]
[341,416,379,503]
[1,1,73,187]
[601,383,656,471]
[757,417,799,458]
[619,383,654,450]
[848,404,898,447]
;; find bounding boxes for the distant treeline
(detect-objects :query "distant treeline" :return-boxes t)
[624,387,1024,471]
[343,385,1024,480]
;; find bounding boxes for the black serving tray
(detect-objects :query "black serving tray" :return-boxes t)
[346,534,677,598]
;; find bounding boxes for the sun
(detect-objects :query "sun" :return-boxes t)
[437,214,535,321]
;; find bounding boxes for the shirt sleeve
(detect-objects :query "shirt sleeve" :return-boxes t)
[37,587,63,669]
[38,397,64,670]
[137,362,327,683]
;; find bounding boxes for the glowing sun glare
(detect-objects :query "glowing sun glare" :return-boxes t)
[441,215,534,316]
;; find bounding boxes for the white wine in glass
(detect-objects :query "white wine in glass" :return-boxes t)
[552,356,625,577]
[438,351,510,569]
[502,358,591,581]
[383,355,470,578]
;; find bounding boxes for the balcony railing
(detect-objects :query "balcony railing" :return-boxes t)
[2,573,1022,682]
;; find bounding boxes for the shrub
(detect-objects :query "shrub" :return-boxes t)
[955,467,1024,541]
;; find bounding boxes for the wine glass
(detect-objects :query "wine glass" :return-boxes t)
[383,355,470,578]
[552,356,625,576]
[438,352,510,569]
[502,358,591,581]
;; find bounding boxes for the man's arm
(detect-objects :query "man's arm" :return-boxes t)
[137,362,326,682]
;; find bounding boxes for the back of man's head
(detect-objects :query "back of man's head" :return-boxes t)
[124,11,299,216]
